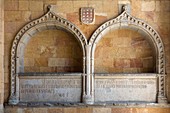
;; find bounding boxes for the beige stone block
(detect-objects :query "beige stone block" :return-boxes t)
[66,13,80,25]
[21,11,31,22]
[132,108,148,113]
[5,11,22,22]
[24,108,33,113]
[135,48,153,58]
[40,67,52,72]
[4,33,13,44]
[31,11,44,20]
[35,58,48,67]
[112,108,132,113]
[156,1,161,12]
[103,0,116,13]
[141,1,155,12]
[29,1,43,11]
[95,15,108,25]
[124,68,139,73]
[4,22,17,34]
[4,1,18,11]
[73,1,88,12]
[24,58,34,67]
[57,1,74,13]
[24,67,40,72]
[94,58,103,67]
[33,108,47,113]
[94,67,109,73]
[143,57,153,68]
[102,59,113,68]
[114,59,124,68]
[77,108,92,113]
[102,47,116,59]
[19,1,29,11]
[109,68,123,73]
[88,0,103,13]
[4,107,18,113]
[93,108,111,113]
[64,108,77,113]
[147,108,170,113]
[101,38,113,47]
[94,47,103,58]
[47,108,63,113]
[161,1,170,12]
[131,0,141,15]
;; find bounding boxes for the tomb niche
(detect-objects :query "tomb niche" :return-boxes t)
[9,6,87,104]
[93,28,157,103]
[9,5,168,105]
[89,6,167,104]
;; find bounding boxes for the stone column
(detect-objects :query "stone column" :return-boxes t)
[83,45,94,104]
[157,74,168,104]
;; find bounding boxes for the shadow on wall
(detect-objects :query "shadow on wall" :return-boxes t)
[94,28,155,74]
[24,30,83,73]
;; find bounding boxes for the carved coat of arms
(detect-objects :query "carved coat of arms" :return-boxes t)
[80,7,95,24]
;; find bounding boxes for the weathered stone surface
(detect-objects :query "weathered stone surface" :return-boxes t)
[19,75,82,103]
[94,29,154,73]
[93,108,111,113]
[19,1,29,11]
[47,108,63,113]
[29,1,43,11]
[141,1,155,12]
[95,74,157,103]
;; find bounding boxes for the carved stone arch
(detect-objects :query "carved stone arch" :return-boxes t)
[9,6,87,104]
[89,6,167,103]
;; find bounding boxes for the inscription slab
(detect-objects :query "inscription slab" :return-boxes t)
[95,75,157,103]
[19,75,82,103]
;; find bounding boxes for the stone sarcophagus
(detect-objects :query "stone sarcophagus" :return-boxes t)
[19,73,82,103]
[9,5,168,105]
[95,74,157,103]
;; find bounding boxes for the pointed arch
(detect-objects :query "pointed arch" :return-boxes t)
[89,6,167,103]
[9,6,87,104]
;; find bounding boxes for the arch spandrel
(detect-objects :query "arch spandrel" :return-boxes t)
[9,5,87,104]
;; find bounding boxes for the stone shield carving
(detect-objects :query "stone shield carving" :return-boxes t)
[80,7,95,24]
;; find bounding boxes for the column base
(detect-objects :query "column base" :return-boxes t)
[157,96,168,104]
[83,94,94,105]
[8,95,19,105]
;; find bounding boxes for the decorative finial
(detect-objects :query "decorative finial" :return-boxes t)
[122,4,131,14]
[47,5,57,13]
[122,5,128,11]
[47,5,52,11]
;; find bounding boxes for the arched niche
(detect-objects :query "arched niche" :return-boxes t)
[9,6,87,104]
[94,28,156,73]
[24,29,83,73]
[89,6,167,103]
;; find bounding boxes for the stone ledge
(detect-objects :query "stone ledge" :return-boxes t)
[4,102,170,108]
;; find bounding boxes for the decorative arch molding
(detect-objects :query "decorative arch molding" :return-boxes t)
[88,6,167,103]
[9,5,87,104]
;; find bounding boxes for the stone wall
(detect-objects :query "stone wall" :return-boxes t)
[2,0,170,112]
[3,107,170,113]
[24,30,83,73]
[0,0,4,112]
[94,29,154,73]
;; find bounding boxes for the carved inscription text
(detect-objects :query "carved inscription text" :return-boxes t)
[95,77,157,102]
[19,77,82,102]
